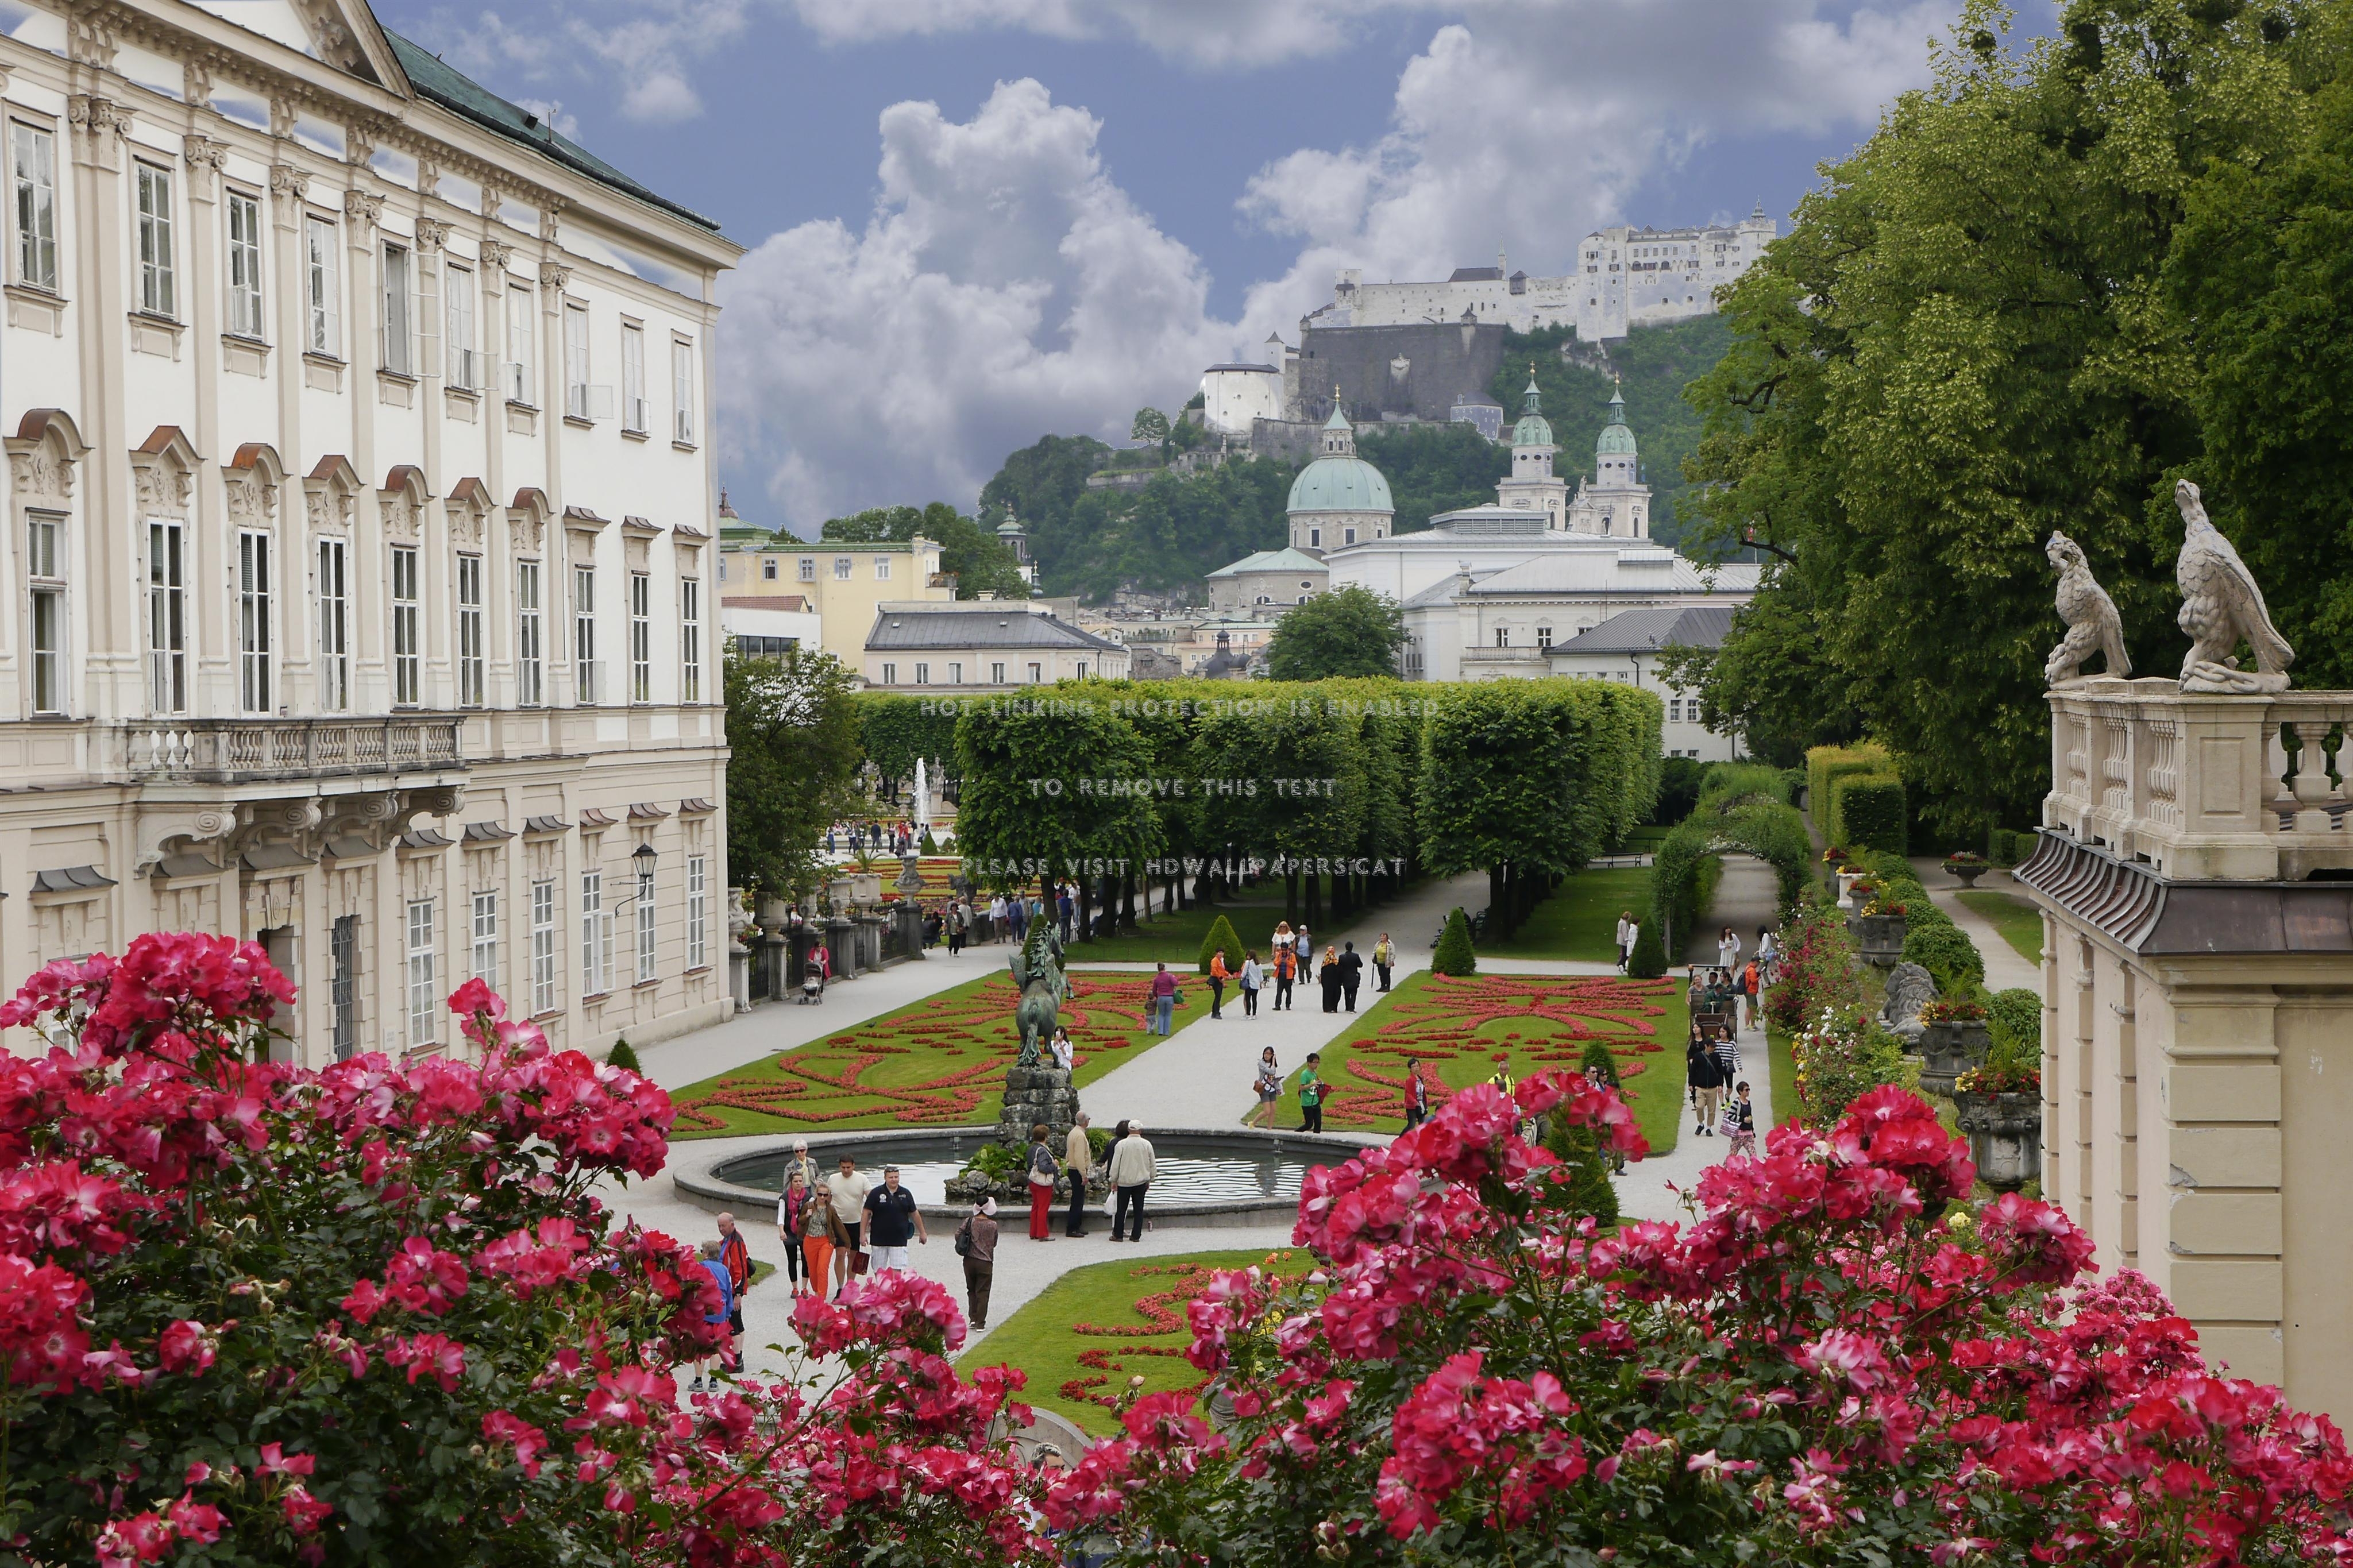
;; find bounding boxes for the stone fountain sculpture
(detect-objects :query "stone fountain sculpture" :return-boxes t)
[996,925,1079,1151]
[2044,531,2130,688]
[2174,480,2294,693]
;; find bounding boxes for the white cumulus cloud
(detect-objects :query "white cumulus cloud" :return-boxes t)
[406,0,746,123]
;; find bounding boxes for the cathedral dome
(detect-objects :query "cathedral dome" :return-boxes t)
[1287,403,1394,514]
[1596,387,1637,457]
[1510,372,1553,449]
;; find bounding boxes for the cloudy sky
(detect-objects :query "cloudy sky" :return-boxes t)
[376,0,1985,538]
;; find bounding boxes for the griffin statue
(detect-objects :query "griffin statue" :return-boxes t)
[2044,531,2130,688]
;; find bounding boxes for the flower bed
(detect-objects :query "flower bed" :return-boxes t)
[672,969,1202,1136]
[1263,971,1687,1154]
[874,858,966,903]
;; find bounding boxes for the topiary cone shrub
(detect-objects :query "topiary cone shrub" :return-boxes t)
[1626,918,1668,979]
[606,1035,642,1072]
[1198,914,1244,976]
[918,828,939,856]
[1432,907,1478,976]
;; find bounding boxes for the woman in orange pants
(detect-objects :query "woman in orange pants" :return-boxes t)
[800,1184,847,1300]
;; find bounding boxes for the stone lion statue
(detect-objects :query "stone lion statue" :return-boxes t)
[1878,961,1937,1044]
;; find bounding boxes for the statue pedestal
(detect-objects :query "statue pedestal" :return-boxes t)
[996,1064,1079,1153]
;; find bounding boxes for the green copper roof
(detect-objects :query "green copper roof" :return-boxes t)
[384,31,722,233]
[1512,372,1553,448]
[1596,387,1637,457]
[1288,454,1394,514]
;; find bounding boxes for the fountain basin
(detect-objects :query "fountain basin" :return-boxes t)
[670,1126,1387,1229]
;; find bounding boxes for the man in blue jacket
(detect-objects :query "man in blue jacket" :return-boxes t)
[692,1238,736,1393]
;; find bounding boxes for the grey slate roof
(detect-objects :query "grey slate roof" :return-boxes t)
[866,608,1125,654]
[1552,605,1738,655]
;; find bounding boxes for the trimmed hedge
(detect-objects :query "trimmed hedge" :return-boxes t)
[1832,774,1908,855]
[1987,987,2040,1054]
[1806,744,1892,832]
[1432,908,1478,976]
[1988,828,2036,866]
[1197,914,1244,976]
[1856,850,1986,997]
[1648,763,1811,960]
[1627,918,1667,980]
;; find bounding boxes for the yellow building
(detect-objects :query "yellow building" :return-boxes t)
[715,497,950,665]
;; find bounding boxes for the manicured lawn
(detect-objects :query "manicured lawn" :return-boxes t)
[1478,867,1655,963]
[966,1248,1308,1436]
[1957,889,2043,968]
[1261,970,1687,1157]
[1766,1024,1799,1130]
[670,970,1203,1138]
[1064,898,1287,963]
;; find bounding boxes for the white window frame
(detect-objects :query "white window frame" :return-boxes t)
[628,570,652,704]
[620,321,647,433]
[380,241,414,376]
[880,662,896,686]
[456,553,485,708]
[317,536,349,712]
[506,283,534,403]
[832,557,851,581]
[672,336,696,444]
[26,510,64,716]
[680,577,701,704]
[146,519,186,715]
[391,544,421,706]
[226,188,264,338]
[990,662,1005,685]
[135,161,175,318]
[948,661,962,685]
[471,889,499,994]
[515,559,543,706]
[636,880,656,985]
[444,262,475,390]
[573,565,596,705]
[913,662,929,686]
[581,870,610,997]
[564,301,590,419]
[237,530,272,714]
[304,214,340,356]
[406,899,437,1051]
[530,878,557,1015]
[797,557,815,582]
[11,122,58,293]
[874,555,891,581]
[687,854,708,970]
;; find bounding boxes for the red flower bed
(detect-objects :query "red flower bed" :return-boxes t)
[1060,1264,1221,1410]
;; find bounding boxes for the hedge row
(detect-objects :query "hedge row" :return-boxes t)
[1649,762,1811,959]
[1856,850,1985,996]
[1807,743,1907,855]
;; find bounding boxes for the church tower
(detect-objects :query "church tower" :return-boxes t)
[1566,379,1649,538]
[1494,366,1568,530]
[1285,391,1394,556]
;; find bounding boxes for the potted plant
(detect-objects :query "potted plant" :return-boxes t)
[1942,849,1991,889]
[1850,894,1908,966]
[1953,1051,2042,1191]
[1915,995,1990,1094]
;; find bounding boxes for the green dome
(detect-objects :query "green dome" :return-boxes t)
[1596,388,1637,457]
[1287,453,1394,514]
[1512,412,1554,447]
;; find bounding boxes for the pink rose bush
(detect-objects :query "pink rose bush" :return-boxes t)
[1054,1073,2353,1564]
[0,933,1047,1568]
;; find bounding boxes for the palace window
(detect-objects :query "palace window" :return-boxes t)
[874,555,890,581]
[680,577,701,703]
[237,530,272,713]
[1495,627,1510,649]
[406,899,437,1050]
[1536,624,1553,650]
[515,559,543,706]
[391,545,421,705]
[146,520,186,714]
[687,855,708,969]
[472,890,499,993]
[621,321,647,432]
[11,123,57,292]
[530,879,557,1015]
[629,570,652,703]
[445,263,476,388]
[457,554,485,708]
[673,337,696,444]
[581,870,611,996]
[507,283,534,401]
[226,190,264,338]
[880,663,896,685]
[135,163,175,317]
[317,536,349,712]
[833,557,851,580]
[564,302,592,418]
[573,566,597,704]
[797,557,815,581]
[28,511,64,716]
[636,878,656,984]
[380,242,413,376]
[990,662,1005,685]
[304,214,339,354]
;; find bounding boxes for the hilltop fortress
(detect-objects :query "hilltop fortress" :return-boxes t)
[1199,208,1777,443]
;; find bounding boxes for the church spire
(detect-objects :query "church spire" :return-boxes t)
[1522,362,1542,417]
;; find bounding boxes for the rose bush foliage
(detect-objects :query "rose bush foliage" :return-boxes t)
[0,934,1047,1568]
[1049,1071,2353,1565]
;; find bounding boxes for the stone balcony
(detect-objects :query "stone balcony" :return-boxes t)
[1460,646,1552,675]
[114,716,465,786]
[2044,678,2353,880]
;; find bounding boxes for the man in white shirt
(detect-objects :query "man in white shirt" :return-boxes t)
[1105,1122,1157,1243]
[825,1154,871,1292]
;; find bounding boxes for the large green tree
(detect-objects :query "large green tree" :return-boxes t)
[724,646,865,895]
[951,697,1160,933]
[1681,0,2307,836]
[1265,586,1407,680]
[821,502,1030,600]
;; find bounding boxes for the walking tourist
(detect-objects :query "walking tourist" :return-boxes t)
[1239,951,1262,1016]
[958,1198,1000,1329]
[1757,925,1779,984]
[1402,1060,1428,1130]
[776,1172,811,1296]
[1318,945,1343,1013]
[1271,920,1293,964]
[1272,941,1296,1011]
[1688,1030,1724,1138]
[1146,962,1178,1035]
[777,1138,819,1199]
[1337,941,1364,1011]
[861,1164,925,1274]
[1713,1023,1741,1087]
[800,1179,848,1301]
[716,1213,753,1372]
[1372,933,1395,992]
[1253,1047,1282,1127]
[1740,959,1761,1032]
[1296,1053,1326,1133]
[1025,1123,1059,1241]
[1716,924,1743,974]
[989,892,1007,941]
[1009,893,1029,944]
[692,1239,736,1392]
[947,902,967,954]
[1619,916,1641,974]
[1615,910,1635,974]
[1106,1121,1156,1242]
[1725,1082,1757,1162]
[1050,1025,1075,1072]
[1295,925,1314,982]
[1208,949,1229,1019]
[1064,1114,1093,1237]
[826,1155,871,1291]
[1057,885,1075,941]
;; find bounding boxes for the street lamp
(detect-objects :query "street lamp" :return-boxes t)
[632,841,658,902]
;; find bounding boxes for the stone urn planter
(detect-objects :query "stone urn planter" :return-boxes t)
[1835,870,1866,909]
[1953,1090,2042,1191]
[1851,912,1908,967]
[1916,1018,1991,1096]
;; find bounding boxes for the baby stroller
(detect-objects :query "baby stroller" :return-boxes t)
[799,947,829,1005]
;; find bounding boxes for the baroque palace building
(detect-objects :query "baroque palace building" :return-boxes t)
[0,0,742,1062]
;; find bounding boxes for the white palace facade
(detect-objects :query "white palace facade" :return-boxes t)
[0,0,742,1063]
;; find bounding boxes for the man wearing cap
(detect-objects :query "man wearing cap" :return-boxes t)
[1105,1121,1156,1243]
[861,1164,927,1275]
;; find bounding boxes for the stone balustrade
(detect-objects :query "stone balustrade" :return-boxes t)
[2045,678,2353,879]
[115,717,464,785]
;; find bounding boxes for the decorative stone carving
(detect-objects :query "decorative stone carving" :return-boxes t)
[182,57,211,108]
[537,197,567,242]
[182,136,229,198]
[1877,960,1936,1044]
[269,163,309,200]
[415,157,441,199]
[68,14,118,68]
[224,473,277,527]
[480,186,504,225]
[68,96,131,139]
[133,808,236,876]
[2175,480,2294,694]
[481,240,514,273]
[414,217,452,253]
[345,121,376,167]
[344,187,384,228]
[380,491,418,542]
[538,261,571,294]
[269,96,298,140]
[133,457,192,516]
[2044,531,2129,688]
[6,419,78,504]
